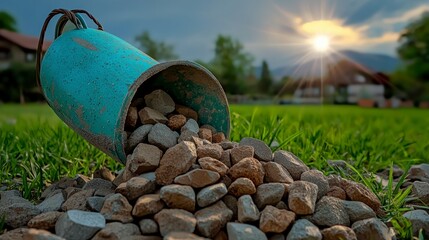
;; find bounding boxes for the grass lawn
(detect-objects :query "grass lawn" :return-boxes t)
[1,103,428,237]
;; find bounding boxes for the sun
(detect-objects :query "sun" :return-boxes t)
[312,35,330,52]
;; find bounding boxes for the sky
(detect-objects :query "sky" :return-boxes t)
[1,0,428,68]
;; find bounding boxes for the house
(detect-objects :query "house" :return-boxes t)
[0,29,51,70]
[293,59,391,106]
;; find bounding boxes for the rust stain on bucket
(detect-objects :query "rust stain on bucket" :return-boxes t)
[73,37,97,50]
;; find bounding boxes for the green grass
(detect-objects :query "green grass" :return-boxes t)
[1,103,428,238]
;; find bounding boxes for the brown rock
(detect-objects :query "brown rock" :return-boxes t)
[0,228,30,240]
[239,137,272,162]
[93,167,115,182]
[212,132,226,143]
[223,195,238,220]
[198,128,213,142]
[178,130,198,143]
[156,141,197,185]
[275,201,288,210]
[228,178,256,197]
[321,225,357,240]
[125,174,157,200]
[83,178,115,192]
[126,106,138,128]
[145,89,175,115]
[139,107,168,124]
[213,230,228,240]
[176,104,198,121]
[168,114,187,130]
[160,184,195,212]
[92,222,141,240]
[23,228,64,240]
[219,141,238,150]
[263,162,293,184]
[230,146,254,165]
[345,182,381,212]
[407,163,429,182]
[288,181,318,215]
[237,195,260,223]
[195,200,233,238]
[326,186,347,200]
[127,143,162,174]
[220,175,233,188]
[351,218,392,240]
[132,194,164,217]
[56,177,77,189]
[139,218,158,234]
[273,150,309,180]
[100,193,133,223]
[198,157,229,177]
[174,169,220,188]
[228,157,265,186]
[154,209,197,237]
[164,232,207,240]
[259,205,295,233]
[301,170,329,199]
[61,189,94,211]
[197,144,223,159]
[412,181,429,204]
[27,211,63,230]
[219,149,232,167]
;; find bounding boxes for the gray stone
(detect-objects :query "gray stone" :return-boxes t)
[132,194,164,217]
[263,162,294,184]
[86,196,105,212]
[92,222,140,240]
[156,141,197,185]
[230,146,254,165]
[301,170,329,199]
[174,169,220,188]
[407,163,429,182]
[125,106,138,128]
[197,144,223,159]
[139,219,158,234]
[100,193,133,223]
[37,192,64,213]
[167,114,187,131]
[223,195,238,220]
[145,89,176,115]
[181,118,200,134]
[139,107,169,124]
[273,150,309,180]
[154,209,196,237]
[195,200,233,238]
[288,181,318,215]
[254,183,285,209]
[28,211,63,230]
[198,128,213,142]
[127,124,153,150]
[312,196,350,227]
[127,143,162,174]
[160,184,196,212]
[240,137,272,162]
[197,183,228,207]
[344,182,381,212]
[378,165,404,179]
[237,195,260,222]
[55,210,105,240]
[403,210,429,237]
[83,178,115,192]
[321,225,357,240]
[164,232,207,240]
[198,157,229,177]
[0,201,41,228]
[327,160,348,170]
[343,200,376,223]
[148,123,179,150]
[286,219,322,240]
[219,141,239,150]
[269,234,286,240]
[227,222,268,240]
[179,129,199,142]
[412,181,429,204]
[351,218,392,240]
[259,205,296,233]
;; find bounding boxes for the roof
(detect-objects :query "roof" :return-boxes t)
[0,29,51,51]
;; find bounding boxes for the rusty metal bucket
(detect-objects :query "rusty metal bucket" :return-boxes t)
[36,9,230,164]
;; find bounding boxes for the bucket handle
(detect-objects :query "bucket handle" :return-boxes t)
[36,9,104,94]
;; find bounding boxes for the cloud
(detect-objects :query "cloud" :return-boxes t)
[383,5,429,24]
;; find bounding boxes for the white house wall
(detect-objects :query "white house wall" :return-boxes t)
[347,84,384,103]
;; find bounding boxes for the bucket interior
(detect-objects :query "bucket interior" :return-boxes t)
[118,61,230,158]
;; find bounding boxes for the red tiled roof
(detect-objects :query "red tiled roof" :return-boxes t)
[0,29,51,51]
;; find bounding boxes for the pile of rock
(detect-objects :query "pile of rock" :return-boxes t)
[1,90,428,240]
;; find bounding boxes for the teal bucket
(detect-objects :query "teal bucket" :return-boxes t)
[36,9,230,164]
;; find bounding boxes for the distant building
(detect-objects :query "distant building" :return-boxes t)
[293,60,391,106]
[0,29,51,70]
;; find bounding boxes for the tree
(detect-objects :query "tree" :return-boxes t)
[258,60,273,94]
[135,31,178,61]
[209,35,254,95]
[0,11,17,32]
[394,12,429,101]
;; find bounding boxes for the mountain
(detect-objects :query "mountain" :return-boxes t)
[259,50,401,81]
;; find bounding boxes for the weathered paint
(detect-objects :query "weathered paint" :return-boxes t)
[40,26,229,164]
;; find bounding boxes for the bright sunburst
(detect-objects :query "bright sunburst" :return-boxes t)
[312,35,330,52]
